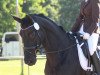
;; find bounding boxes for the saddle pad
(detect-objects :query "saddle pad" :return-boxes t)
[75,37,93,71]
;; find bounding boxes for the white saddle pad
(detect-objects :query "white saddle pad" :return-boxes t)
[75,37,93,71]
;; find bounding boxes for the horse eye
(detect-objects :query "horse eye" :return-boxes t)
[29,34,33,39]
[29,33,35,40]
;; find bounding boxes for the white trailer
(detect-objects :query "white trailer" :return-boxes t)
[1,32,23,57]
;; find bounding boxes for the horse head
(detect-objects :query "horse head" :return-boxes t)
[12,14,67,66]
[12,14,45,66]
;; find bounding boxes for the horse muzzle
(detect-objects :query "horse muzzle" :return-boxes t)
[24,57,37,66]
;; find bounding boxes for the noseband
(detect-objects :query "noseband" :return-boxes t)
[23,44,40,50]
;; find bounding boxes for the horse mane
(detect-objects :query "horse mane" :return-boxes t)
[38,14,66,32]
[29,13,66,32]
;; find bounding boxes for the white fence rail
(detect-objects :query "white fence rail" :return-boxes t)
[0,55,46,60]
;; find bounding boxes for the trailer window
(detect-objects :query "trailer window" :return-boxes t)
[5,34,19,42]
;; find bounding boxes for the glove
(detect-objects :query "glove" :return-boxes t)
[97,27,100,34]
[83,33,90,40]
[69,31,73,34]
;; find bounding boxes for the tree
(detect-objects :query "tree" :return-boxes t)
[58,0,81,31]
[21,0,82,31]
[0,0,82,36]
[0,0,59,37]
[21,0,60,24]
[0,0,23,33]
[0,0,23,44]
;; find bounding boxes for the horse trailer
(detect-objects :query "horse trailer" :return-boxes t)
[1,32,23,57]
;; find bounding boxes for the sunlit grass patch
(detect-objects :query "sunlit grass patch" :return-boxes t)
[0,58,46,75]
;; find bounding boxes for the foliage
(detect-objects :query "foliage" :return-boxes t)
[22,0,60,23]
[58,0,81,31]
[0,0,82,41]
[21,0,81,31]
[0,0,23,33]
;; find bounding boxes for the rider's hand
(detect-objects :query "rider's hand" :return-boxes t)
[97,27,100,34]
[83,33,90,40]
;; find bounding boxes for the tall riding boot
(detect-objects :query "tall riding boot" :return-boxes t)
[91,51,100,75]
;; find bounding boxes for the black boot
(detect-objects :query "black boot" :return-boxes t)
[91,51,100,75]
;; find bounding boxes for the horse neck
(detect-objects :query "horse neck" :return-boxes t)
[38,17,75,68]
[41,24,74,69]
[41,24,68,53]
[35,16,70,53]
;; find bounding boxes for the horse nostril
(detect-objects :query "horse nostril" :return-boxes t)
[24,60,29,64]
[24,57,37,66]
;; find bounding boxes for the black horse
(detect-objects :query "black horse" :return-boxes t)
[13,14,93,75]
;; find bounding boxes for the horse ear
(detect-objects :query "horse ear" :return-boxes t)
[26,14,34,22]
[12,15,22,23]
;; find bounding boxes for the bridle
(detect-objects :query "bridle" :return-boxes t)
[20,14,43,51]
[21,24,42,51]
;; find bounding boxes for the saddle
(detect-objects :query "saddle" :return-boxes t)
[68,32,90,59]
[74,32,100,62]
[75,33,90,59]
[68,32,100,74]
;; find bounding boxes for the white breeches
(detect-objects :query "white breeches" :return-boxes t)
[78,25,99,55]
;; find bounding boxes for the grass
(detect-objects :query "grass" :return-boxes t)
[0,58,46,75]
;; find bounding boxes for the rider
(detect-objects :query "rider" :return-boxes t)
[71,0,100,74]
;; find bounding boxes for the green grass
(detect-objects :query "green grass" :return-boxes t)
[0,59,46,75]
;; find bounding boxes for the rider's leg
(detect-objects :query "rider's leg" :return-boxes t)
[87,33,100,74]
[87,33,99,56]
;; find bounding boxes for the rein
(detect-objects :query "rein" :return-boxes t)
[24,43,77,54]
[45,43,77,54]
